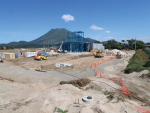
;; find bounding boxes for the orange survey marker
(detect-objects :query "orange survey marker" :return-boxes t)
[135,107,150,113]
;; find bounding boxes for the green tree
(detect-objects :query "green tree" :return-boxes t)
[103,43,111,49]
[135,40,145,49]
[0,46,4,50]
[114,44,126,50]
[127,39,135,46]
[94,41,101,43]
[129,46,134,50]
[108,39,118,49]
[108,39,117,45]
[6,46,9,49]
[10,46,14,49]
[121,40,125,45]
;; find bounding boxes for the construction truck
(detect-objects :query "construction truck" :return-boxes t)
[91,49,105,58]
[34,54,48,61]
[57,40,67,53]
[117,51,123,58]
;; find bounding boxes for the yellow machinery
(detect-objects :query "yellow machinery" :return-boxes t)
[117,51,123,58]
[35,54,48,61]
[91,49,105,58]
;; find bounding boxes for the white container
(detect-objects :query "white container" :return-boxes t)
[25,52,38,57]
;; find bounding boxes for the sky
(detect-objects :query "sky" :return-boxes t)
[0,0,150,43]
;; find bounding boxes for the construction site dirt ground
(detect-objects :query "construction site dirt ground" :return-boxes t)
[5,52,115,71]
[0,50,150,113]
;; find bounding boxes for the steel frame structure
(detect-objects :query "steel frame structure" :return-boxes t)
[57,31,84,53]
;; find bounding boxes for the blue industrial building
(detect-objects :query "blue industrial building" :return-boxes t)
[57,31,85,53]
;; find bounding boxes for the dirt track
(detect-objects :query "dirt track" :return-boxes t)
[6,53,115,71]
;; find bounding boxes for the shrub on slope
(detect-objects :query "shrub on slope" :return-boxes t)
[124,49,149,73]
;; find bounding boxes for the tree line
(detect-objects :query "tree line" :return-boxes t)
[0,46,14,50]
[95,39,146,50]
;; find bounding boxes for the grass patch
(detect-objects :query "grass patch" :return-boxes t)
[85,87,90,90]
[104,91,114,103]
[60,78,91,87]
[106,94,114,103]
[104,91,113,95]
[53,107,68,113]
[124,49,150,74]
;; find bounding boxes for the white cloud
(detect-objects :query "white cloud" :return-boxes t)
[62,14,74,22]
[13,36,15,37]
[90,24,104,30]
[114,33,116,34]
[105,31,110,33]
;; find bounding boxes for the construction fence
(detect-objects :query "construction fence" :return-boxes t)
[94,57,150,113]
[92,55,118,68]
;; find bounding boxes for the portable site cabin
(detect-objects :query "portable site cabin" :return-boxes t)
[24,52,38,57]
[4,53,15,59]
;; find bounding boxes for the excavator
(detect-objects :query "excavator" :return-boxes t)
[91,49,105,58]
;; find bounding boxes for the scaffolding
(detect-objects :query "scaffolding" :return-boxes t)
[57,31,84,53]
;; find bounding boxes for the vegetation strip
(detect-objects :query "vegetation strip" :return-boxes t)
[124,49,150,77]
